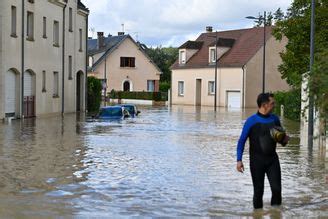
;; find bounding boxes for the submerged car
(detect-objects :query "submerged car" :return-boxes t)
[96,106,129,120]
[117,104,140,117]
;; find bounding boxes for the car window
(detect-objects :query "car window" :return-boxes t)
[99,108,123,117]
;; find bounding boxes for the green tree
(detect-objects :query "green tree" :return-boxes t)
[87,76,102,113]
[273,0,328,119]
[145,46,178,83]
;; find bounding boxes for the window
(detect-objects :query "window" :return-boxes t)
[79,29,82,51]
[43,17,47,38]
[179,50,186,64]
[88,56,94,67]
[147,80,155,92]
[178,81,184,96]
[11,6,17,37]
[53,20,59,46]
[53,71,59,97]
[42,71,46,92]
[208,81,215,95]
[27,11,34,40]
[28,0,34,3]
[120,57,135,67]
[68,56,72,80]
[69,8,73,32]
[210,48,216,63]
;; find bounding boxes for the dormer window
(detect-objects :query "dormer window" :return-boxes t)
[179,50,186,64]
[209,47,216,63]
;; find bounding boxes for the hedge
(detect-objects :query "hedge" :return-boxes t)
[273,89,301,121]
[87,76,102,112]
[108,90,168,101]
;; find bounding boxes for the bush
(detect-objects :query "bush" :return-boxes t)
[273,89,301,121]
[87,76,102,112]
[159,81,170,92]
[108,90,168,101]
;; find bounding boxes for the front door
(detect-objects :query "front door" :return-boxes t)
[23,71,35,118]
[196,79,202,106]
[5,70,17,117]
[123,81,130,91]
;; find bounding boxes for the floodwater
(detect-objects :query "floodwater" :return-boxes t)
[0,106,326,218]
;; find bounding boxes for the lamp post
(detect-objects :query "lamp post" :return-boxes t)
[308,0,315,148]
[214,31,218,111]
[246,11,267,93]
[208,30,218,111]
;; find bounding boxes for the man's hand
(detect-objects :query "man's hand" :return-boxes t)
[281,135,290,146]
[237,161,244,173]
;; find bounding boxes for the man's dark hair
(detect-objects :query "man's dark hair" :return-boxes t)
[257,93,274,108]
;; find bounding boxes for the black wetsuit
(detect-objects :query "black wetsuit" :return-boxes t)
[237,112,282,209]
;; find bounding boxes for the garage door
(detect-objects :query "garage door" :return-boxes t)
[227,91,241,108]
[24,71,33,96]
[5,70,17,115]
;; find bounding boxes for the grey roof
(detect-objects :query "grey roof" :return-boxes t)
[88,35,127,55]
[179,41,203,49]
[78,0,89,12]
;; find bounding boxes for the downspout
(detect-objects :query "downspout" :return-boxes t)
[62,3,67,114]
[85,14,88,112]
[242,65,246,109]
[104,56,107,106]
[21,0,25,118]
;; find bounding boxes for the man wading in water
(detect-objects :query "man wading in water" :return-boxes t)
[236,93,289,209]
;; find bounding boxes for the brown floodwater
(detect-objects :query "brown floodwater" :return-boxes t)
[0,106,326,217]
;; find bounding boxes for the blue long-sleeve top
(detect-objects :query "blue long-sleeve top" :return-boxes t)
[237,112,281,161]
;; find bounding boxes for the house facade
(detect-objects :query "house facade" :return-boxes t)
[88,32,161,94]
[171,26,289,108]
[0,0,89,120]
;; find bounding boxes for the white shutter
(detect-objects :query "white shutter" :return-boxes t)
[24,71,33,96]
[227,91,241,108]
[5,70,16,114]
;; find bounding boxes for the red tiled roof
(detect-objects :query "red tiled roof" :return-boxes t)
[171,26,273,69]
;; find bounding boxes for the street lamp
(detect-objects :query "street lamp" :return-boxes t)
[246,11,267,93]
[208,30,218,111]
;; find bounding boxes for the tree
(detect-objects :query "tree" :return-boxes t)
[87,76,102,113]
[272,0,328,119]
[145,46,178,83]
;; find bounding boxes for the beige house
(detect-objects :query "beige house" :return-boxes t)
[88,32,161,94]
[171,26,289,108]
[0,0,89,120]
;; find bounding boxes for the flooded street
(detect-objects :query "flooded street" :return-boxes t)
[0,106,327,217]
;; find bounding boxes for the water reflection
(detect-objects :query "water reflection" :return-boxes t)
[0,106,326,217]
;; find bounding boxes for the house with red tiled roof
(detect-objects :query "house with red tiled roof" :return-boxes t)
[171,26,289,108]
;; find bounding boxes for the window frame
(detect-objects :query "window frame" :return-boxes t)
[26,11,34,41]
[53,20,59,47]
[208,81,215,95]
[120,57,136,68]
[11,6,17,37]
[178,81,184,96]
[53,71,59,97]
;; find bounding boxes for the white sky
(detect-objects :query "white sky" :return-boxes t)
[81,0,293,47]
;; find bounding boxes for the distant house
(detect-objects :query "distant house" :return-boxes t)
[88,32,161,94]
[171,26,289,108]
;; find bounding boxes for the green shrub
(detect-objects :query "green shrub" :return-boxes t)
[87,76,102,112]
[273,89,301,121]
[159,81,170,92]
[108,91,168,101]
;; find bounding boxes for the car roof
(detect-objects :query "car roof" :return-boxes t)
[101,106,122,109]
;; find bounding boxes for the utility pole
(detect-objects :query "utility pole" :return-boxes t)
[308,0,315,148]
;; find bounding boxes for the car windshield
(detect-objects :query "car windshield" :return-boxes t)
[99,107,123,117]
[123,105,135,114]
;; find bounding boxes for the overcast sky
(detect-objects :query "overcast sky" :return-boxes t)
[81,0,293,47]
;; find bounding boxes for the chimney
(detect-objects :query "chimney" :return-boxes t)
[206,26,213,33]
[118,32,125,36]
[97,32,104,49]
